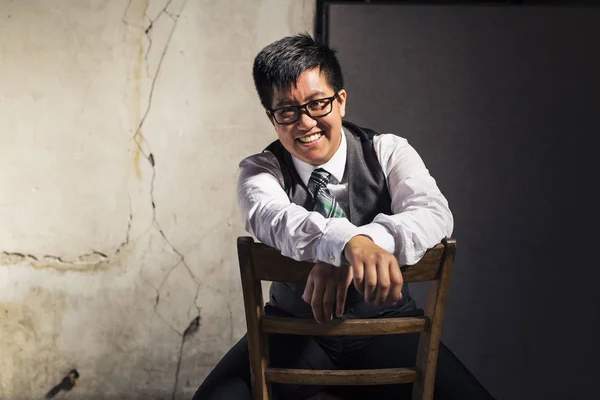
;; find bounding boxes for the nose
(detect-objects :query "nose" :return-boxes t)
[296,110,317,131]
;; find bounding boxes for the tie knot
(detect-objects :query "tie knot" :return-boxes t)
[308,168,332,194]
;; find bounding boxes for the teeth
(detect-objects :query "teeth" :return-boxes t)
[298,133,322,143]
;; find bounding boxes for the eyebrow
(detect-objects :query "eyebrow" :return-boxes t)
[272,90,329,109]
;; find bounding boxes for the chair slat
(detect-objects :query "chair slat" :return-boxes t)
[250,243,445,283]
[402,245,445,282]
[266,367,418,386]
[262,316,428,336]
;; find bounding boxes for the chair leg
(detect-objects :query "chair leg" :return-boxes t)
[412,380,425,400]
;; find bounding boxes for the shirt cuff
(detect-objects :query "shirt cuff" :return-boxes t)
[356,223,396,254]
[317,218,363,267]
[373,213,427,266]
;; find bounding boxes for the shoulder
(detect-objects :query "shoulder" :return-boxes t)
[373,132,409,147]
[342,121,409,148]
[372,133,411,163]
[239,150,281,171]
[238,150,285,186]
[372,133,426,178]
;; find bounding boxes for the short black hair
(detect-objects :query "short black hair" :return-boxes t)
[252,33,344,110]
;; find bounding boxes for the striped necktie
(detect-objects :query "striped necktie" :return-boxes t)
[308,168,346,218]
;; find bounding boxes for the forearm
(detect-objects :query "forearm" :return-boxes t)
[238,153,362,266]
[245,199,362,266]
[373,178,453,265]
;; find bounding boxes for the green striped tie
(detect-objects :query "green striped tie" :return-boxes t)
[308,168,346,218]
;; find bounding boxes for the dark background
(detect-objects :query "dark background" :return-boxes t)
[320,1,600,399]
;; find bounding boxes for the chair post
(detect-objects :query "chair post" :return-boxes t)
[238,237,270,400]
[413,238,456,400]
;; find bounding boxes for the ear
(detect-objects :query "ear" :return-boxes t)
[337,89,347,118]
[265,110,275,127]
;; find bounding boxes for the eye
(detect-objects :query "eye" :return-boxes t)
[276,107,296,116]
[307,100,328,111]
[274,107,298,122]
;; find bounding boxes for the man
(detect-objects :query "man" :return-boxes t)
[194,34,493,400]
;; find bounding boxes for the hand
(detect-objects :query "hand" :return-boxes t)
[302,262,353,324]
[343,235,403,306]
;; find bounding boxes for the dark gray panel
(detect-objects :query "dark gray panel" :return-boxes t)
[329,5,600,399]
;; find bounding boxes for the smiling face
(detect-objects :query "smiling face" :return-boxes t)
[268,68,347,166]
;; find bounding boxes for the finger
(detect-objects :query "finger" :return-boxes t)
[335,274,349,318]
[387,260,404,305]
[375,260,391,306]
[302,274,315,304]
[352,262,365,293]
[323,281,336,323]
[311,275,326,324]
[364,262,378,304]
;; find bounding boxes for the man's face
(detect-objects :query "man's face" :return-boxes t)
[268,68,347,166]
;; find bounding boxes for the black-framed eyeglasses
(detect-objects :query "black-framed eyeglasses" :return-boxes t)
[268,93,340,125]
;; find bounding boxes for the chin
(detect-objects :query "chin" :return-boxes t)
[308,156,328,166]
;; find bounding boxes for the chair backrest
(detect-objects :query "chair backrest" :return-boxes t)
[237,236,456,400]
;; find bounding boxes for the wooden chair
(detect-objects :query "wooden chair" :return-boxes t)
[237,236,456,400]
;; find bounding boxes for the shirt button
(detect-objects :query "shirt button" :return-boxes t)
[329,255,335,262]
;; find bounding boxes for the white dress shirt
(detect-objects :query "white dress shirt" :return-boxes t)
[237,128,454,267]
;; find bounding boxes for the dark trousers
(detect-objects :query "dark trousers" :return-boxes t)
[193,307,494,400]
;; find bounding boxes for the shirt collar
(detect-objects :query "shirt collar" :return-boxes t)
[292,128,347,187]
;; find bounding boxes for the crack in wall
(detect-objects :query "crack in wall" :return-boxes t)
[123,3,207,398]
[143,0,177,79]
[172,315,200,400]
[0,202,133,271]
[187,284,202,320]
[142,365,166,386]
[129,0,186,162]
[153,260,184,336]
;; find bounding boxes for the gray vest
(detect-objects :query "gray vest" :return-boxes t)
[264,120,415,319]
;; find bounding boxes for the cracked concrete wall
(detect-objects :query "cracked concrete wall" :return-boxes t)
[0,1,314,399]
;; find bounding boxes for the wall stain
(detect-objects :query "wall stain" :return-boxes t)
[122,0,148,180]
[44,369,79,399]
[0,289,67,398]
